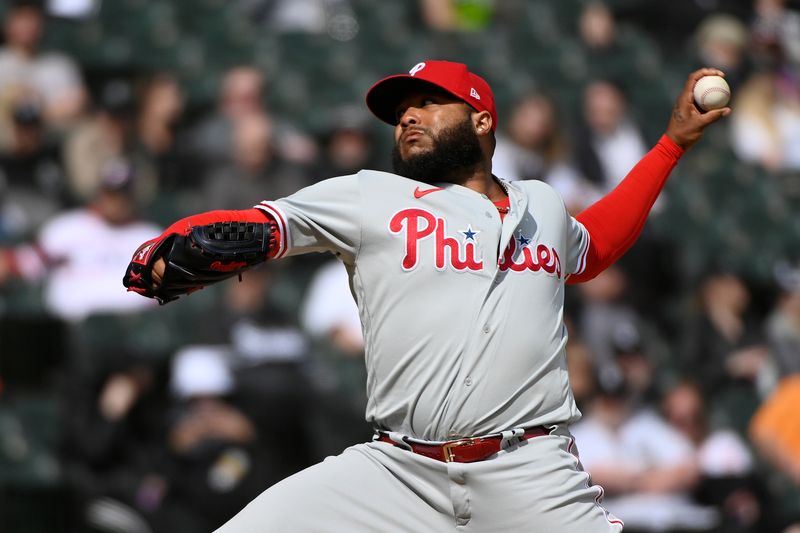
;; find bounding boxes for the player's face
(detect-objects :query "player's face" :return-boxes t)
[393,89,474,158]
[391,90,483,183]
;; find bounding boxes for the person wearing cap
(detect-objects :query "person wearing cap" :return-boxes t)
[0,0,87,132]
[129,60,730,531]
[1,158,160,320]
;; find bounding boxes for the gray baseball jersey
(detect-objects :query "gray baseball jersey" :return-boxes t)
[255,169,590,441]
[214,170,625,533]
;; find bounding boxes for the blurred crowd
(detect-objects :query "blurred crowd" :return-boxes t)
[1,0,800,532]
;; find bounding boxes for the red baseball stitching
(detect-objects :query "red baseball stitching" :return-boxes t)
[700,87,729,107]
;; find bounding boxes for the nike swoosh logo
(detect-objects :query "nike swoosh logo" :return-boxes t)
[413,187,444,199]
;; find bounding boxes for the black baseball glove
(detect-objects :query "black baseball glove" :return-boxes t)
[124,221,273,305]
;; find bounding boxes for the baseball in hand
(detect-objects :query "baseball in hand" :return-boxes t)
[693,75,731,111]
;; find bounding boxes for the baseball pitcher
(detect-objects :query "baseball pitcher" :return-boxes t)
[124,61,729,532]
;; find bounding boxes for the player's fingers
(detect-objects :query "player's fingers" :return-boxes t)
[152,258,166,285]
[699,106,731,124]
[689,67,726,84]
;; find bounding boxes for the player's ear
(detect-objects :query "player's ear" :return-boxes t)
[472,110,493,138]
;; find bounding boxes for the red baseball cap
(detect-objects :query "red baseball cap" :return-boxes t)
[366,60,498,132]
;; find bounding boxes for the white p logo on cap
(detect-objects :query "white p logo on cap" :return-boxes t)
[409,62,426,76]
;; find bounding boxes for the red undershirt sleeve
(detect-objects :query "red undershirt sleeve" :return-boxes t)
[567,134,684,284]
[160,208,283,258]
[162,208,269,234]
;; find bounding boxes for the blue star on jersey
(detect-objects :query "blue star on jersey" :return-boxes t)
[516,234,531,247]
[461,225,479,241]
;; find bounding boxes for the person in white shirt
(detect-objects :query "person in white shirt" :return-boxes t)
[0,159,159,320]
[0,1,87,137]
[571,379,719,532]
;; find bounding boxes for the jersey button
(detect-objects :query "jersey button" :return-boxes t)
[464,377,473,386]
[482,325,490,333]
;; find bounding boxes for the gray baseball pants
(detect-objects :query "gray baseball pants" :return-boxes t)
[215,425,624,532]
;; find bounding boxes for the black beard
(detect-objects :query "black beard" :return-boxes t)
[391,118,483,184]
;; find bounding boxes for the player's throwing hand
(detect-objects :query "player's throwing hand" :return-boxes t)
[666,68,731,150]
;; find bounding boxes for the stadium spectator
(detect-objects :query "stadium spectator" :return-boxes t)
[216,264,316,472]
[691,14,752,92]
[564,339,599,412]
[188,66,317,174]
[682,270,770,435]
[63,78,159,206]
[578,1,616,52]
[188,66,264,168]
[134,74,188,193]
[0,159,160,320]
[683,271,770,393]
[612,0,745,58]
[61,347,166,533]
[751,0,800,69]
[729,64,800,172]
[756,385,799,450]
[419,0,495,31]
[749,375,800,529]
[576,265,647,392]
[573,78,649,194]
[767,261,800,377]
[0,93,65,241]
[575,1,663,87]
[313,105,384,177]
[610,323,663,407]
[159,345,272,532]
[200,112,308,211]
[0,0,87,146]
[663,381,766,533]
[570,378,717,533]
[301,259,363,357]
[237,0,357,35]
[492,91,599,212]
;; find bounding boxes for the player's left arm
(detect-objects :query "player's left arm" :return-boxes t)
[127,174,362,304]
[567,68,730,284]
[124,208,276,304]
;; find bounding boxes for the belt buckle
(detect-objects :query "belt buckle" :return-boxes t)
[442,438,474,462]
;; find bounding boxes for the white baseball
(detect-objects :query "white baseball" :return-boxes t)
[693,75,731,111]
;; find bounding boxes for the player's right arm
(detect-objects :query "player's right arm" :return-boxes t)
[565,68,731,283]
